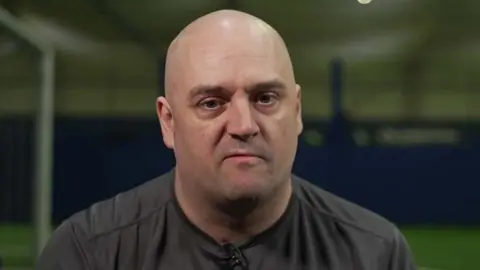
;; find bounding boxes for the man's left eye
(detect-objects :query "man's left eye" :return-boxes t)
[256,93,277,105]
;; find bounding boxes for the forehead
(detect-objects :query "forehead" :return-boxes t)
[176,34,285,93]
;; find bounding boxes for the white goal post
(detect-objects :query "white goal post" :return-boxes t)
[0,5,56,259]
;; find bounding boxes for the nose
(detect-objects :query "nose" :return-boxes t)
[227,99,259,141]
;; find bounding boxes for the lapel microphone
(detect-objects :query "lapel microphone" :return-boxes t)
[222,243,248,269]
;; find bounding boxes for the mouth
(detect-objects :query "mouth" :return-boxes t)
[224,153,263,162]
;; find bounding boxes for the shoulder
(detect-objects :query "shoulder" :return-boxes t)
[292,176,416,268]
[67,170,174,239]
[37,170,176,268]
[292,174,399,241]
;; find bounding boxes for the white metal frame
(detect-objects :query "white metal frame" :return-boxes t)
[0,6,55,259]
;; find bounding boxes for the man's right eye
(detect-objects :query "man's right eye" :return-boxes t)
[198,98,225,110]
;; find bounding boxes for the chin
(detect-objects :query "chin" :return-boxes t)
[218,165,275,198]
[222,177,272,200]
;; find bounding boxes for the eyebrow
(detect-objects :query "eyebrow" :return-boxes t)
[188,79,287,100]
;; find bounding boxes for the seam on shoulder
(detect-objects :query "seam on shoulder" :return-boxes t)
[89,198,174,240]
[68,221,93,270]
[297,195,392,241]
[380,227,396,269]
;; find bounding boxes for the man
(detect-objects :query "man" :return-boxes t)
[36,10,417,270]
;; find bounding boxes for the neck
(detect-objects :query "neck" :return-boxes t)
[174,174,292,244]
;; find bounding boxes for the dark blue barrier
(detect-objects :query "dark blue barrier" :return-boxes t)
[0,117,478,225]
[52,118,175,220]
[295,146,478,224]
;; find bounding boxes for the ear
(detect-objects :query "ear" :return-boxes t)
[295,84,303,136]
[156,96,175,149]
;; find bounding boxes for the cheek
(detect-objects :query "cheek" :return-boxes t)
[276,118,299,166]
[266,117,297,148]
[176,121,217,157]
[195,132,213,154]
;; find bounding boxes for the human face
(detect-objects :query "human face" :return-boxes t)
[157,34,302,202]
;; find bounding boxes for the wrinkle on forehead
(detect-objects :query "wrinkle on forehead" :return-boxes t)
[164,10,295,102]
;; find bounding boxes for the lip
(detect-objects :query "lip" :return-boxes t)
[223,151,263,161]
[224,155,262,164]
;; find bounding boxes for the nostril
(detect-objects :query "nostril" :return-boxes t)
[230,131,258,142]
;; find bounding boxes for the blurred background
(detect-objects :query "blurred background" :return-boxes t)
[0,0,479,269]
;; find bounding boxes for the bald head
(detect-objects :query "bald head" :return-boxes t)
[156,10,303,222]
[174,9,274,41]
[164,9,295,100]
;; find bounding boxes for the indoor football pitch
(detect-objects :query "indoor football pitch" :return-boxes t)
[0,224,478,270]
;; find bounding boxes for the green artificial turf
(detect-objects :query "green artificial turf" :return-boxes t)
[0,224,478,270]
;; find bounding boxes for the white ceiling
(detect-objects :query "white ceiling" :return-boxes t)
[1,0,480,88]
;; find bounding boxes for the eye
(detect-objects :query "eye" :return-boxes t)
[198,98,225,110]
[256,92,278,105]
